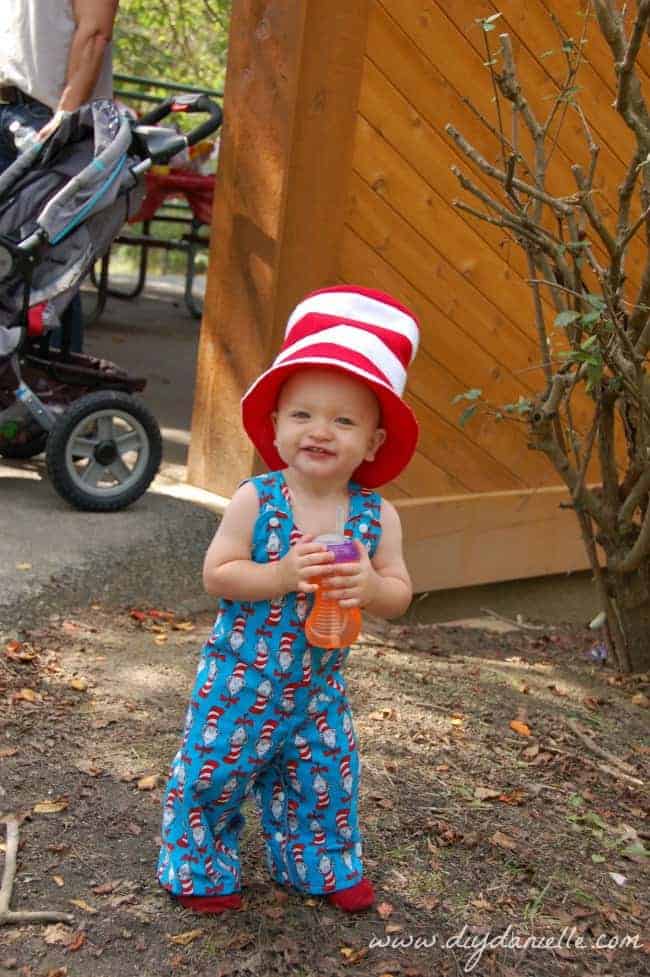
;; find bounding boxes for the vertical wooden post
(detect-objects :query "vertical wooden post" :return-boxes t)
[187,0,371,496]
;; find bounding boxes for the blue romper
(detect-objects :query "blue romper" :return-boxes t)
[157,471,382,897]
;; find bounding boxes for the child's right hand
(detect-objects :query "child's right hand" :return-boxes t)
[276,535,335,594]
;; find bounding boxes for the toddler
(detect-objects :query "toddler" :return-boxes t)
[157,285,420,913]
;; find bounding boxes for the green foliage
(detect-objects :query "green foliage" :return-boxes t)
[114,0,231,93]
[452,388,483,404]
[476,12,502,33]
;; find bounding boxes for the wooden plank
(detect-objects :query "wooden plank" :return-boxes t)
[403,391,525,492]
[377,0,645,288]
[358,55,540,295]
[188,0,371,495]
[542,0,650,102]
[340,228,557,488]
[352,117,547,349]
[390,449,470,499]
[396,486,593,592]
[447,0,647,283]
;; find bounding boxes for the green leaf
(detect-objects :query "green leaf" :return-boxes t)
[476,12,502,32]
[621,842,648,862]
[591,853,606,863]
[580,335,599,351]
[585,293,606,310]
[580,311,601,327]
[568,793,585,809]
[555,310,581,328]
[459,405,479,428]
[452,388,483,405]
[583,811,608,830]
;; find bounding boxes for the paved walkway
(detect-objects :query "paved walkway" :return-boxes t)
[0,282,225,632]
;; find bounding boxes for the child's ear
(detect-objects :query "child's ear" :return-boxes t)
[365,428,386,461]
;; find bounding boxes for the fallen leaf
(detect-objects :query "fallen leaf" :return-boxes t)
[474,787,501,802]
[304,898,319,907]
[376,901,394,919]
[154,634,168,645]
[52,875,65,887]
[74,760,103,777]
[12,687,41,704]
[149,609,175,621]
[0,748,18,759]
[168,929,204,946]
[4,640,37,662]
[44,923,73,945]
[16,562,32,571]
[368,708,395,721]
[509,720,531,737]
[631,693,650,708]
[46,968,68,977]
[583,696,602,711]
[621,842,648,863]
[172,621,195,631]
[498,789,526,806]
[92,880,120,895]
[522,743,539,760]
[34,797,69,814]
[69,898,98,914]
[340,946,368,964]
[137,774,160,791]
[66,932,86,953]
[490,830,518,850]
[68,678,88,692]
[608,872,627,886]
[384,922,403,934]
[263,905,285,920]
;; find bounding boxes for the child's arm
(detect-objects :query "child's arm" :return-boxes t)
[203,482,334,601]
[322,499,412,618]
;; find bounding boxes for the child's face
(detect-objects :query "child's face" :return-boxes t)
[272,368,386,484]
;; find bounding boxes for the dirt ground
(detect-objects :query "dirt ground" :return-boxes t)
[1,604,648,977]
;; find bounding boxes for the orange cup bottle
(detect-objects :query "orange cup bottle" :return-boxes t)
[305,534,362,649]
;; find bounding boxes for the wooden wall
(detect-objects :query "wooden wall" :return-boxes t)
[342,0,640,510]
[190,0,641,592]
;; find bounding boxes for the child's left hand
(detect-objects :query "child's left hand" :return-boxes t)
[321,539,379,608]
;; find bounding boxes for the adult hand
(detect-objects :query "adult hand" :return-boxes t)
[276,536,334,595]
[36,111,67,144]
[322,539,379,608]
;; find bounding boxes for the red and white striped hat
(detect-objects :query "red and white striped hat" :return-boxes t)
[241,285,420,487]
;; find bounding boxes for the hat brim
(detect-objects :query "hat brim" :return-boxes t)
[241,361,419,489]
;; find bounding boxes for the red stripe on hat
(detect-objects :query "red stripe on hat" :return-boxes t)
[284,313,414,366]
[279,343,393,387]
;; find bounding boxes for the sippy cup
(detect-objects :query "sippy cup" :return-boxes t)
[305,531,362,649]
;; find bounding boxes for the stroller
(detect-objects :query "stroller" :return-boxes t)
[0,93,222,511]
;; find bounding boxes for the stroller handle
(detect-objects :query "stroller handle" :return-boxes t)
[138,93,223,149]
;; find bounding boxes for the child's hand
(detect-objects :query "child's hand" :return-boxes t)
[276,535,334,594]
[321,539,379,608]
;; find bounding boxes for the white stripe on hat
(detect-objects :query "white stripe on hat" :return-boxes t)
[275,324,407,393]
[286,291,418,362]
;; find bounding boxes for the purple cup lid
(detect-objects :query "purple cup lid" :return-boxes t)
[315,533,358,563]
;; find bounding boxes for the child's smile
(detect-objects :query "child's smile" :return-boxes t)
[272,368,386,486]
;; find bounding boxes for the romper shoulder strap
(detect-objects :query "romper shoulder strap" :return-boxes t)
[347,482,382,559]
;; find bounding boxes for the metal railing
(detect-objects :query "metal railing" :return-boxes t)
[114,72,223,106]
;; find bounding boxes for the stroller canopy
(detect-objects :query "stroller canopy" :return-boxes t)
[0,99,144,356]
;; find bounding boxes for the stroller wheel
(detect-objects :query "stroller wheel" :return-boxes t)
[45,390,162,512]
[0,432,49,459]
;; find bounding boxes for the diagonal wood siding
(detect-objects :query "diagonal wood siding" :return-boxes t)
[342,0,635,507]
